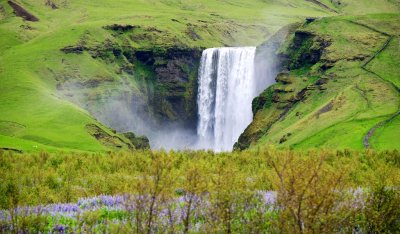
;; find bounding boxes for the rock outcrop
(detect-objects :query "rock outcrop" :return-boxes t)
[235,21,333,150]
[59,27,202,146]
[86,124,150,150]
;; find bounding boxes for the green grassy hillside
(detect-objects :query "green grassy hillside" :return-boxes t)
[0,0,335,152]
[237,13,400,151]
[1,0,399,152]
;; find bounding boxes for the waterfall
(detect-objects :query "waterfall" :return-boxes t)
[197,47,257,152]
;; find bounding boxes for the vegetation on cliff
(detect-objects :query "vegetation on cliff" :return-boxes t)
[3,0,399,152]
[237,13,400,151]
[0,0,337,152]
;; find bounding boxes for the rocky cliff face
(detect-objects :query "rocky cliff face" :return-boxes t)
[58,25,202,140]
[142,47,202,125]
[234,24,302,150]
[235,21,335,150]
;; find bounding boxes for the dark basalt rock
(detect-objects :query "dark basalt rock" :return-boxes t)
[136,51,155,65]
[61,45,85,54]
[285,30,332,70]
[86,124,150,150]
[315,101,333,118]
[139,47,202,125]
[210,24,334,151]
[104,24,139,32]
[305,17,317,24]
[155,61,188,82]
[305,0,338,13]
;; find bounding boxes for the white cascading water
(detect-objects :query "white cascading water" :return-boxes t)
[197,47,257,152]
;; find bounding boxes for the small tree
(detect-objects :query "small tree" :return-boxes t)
[131,151,175,233]
[181,160,208,233]
[265,150,354,233]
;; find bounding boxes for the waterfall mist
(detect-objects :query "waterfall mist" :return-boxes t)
[65,36,284,151]
[93,98,198,150]
[89,44,280,151]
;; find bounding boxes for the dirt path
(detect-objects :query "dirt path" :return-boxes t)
[363,111,400,148]
[347,20,400,149]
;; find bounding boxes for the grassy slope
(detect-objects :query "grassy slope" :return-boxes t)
[0,0,399,152]
[0,0,333,152]
[246,13,400,151]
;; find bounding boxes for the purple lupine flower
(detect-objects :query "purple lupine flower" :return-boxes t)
[53,224,66,233]
[350,187,366,209]
[260,191,277,205]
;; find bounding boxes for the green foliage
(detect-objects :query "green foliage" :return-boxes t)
[362,186,400,232]
[252,85,275,113]
[287,33,316,70]
[0,149,399,232]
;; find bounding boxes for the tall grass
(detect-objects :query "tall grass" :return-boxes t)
[0,149,399,232]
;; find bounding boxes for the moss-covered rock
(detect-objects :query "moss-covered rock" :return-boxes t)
[284,30,331,70]
[123,132,150,150]
[59,29,202,139]
[86,124,129,150]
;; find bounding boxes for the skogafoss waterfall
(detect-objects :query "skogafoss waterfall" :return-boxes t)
[197,47,257,152]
